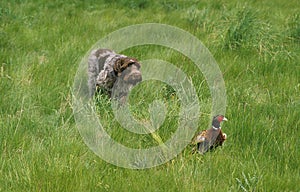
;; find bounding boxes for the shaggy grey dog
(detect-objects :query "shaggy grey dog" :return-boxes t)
[88,49,142,102]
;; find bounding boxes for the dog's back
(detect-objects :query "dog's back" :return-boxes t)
[88,49,126,96]
[88,49,113,96]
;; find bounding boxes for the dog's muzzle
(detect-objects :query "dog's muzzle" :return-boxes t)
[121,64,142,85]
[126,71,142,85]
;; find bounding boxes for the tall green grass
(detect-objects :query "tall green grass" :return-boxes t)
[1,0,299,191]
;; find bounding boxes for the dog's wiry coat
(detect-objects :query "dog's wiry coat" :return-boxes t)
[88,49,142,102]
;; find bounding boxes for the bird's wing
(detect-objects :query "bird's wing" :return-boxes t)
[197,129,221,154]
[195,130,212,154]
[192,130,207,144]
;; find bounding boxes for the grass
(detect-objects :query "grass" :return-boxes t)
[1,0,299,191]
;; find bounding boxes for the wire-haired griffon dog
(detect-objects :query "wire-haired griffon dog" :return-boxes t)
[88,49,142,102]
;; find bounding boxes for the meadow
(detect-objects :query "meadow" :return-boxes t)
[1,0,299,191]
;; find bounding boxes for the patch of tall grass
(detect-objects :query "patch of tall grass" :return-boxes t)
[0,0,299,191]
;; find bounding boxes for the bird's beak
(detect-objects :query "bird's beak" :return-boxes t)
[223,117,228,121]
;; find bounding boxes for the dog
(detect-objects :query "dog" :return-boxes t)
[88,49,142,102]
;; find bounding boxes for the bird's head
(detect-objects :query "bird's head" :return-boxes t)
[212,115,228,129]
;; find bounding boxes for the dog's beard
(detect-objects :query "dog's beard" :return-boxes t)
[112,74,142,104]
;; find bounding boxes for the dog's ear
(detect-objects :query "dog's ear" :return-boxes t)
[114,58,139,74]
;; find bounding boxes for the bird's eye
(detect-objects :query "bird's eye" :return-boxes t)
[218,116,223,122]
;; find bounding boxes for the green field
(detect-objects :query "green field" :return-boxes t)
[1,0,299,191]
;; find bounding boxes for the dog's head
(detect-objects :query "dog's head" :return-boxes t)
[111,57,142,104]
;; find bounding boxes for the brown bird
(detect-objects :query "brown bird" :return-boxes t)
[192,115,228,154]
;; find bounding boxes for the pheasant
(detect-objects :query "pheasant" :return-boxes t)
[192,115,228,154]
